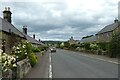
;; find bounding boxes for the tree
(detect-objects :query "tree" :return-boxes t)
[64,41,70,48]
[84,43,91,50]
[109,34,120,58]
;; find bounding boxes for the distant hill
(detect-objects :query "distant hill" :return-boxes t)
[42,41,65,44]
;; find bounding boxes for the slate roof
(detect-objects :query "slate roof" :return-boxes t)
[0,17,25,38]
[23,33,45,45]
[97,21,120,34]
[0,17,45,46]
[80,36,96,43]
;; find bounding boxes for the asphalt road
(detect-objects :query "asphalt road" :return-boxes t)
[51,49,118,78]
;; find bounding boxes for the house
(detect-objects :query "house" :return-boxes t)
[96,19,120,43]
[0,7,44,53]
[80,35,96,43]
[0,7,26,53]
[22,26,45,47]
[68,36,78,45]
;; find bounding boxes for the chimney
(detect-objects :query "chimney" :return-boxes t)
[23,26,27,34]
[39,39,41,42]
[114,18,118,23]
[33,34,35,39]
[3,7,12,23]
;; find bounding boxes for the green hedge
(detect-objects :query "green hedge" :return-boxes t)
[28,53,38,67]
[109,34,120,58]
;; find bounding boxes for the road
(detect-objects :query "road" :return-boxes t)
[51,49,118,78]
[25,49,118,79]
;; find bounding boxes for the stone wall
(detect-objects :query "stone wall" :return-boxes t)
[96,31,112,43]
[1,31,25,54]
[16,58,32,78]
[2,58,31,79]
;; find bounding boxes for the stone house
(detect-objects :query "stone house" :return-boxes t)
[80,35,96,43]
[0,7,26,53]
[22,26,45,47]
[0,7,44,53]
[68,36,78,45]
[96,19,120,43]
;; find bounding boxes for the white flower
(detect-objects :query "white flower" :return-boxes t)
[13,64,17,67]
[4,68,8,72]
[25,53,27,55]
[23,45,26,48]
[16,47,19,49]
[0,49,3,54]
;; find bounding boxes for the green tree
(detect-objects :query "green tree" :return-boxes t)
[84,43,91,50]
[109,34,120,58]
[64,42,70,48]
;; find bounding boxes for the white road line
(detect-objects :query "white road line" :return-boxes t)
[49,52,52,78]
[49,64,52,78]
[79,54,119,64]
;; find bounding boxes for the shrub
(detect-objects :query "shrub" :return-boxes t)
[84,43,91,50]
[28,53,38,67]
[0,49,16,72]
[60,42,64,49]
[64,42,70,48]
[90,43,99,50]
[12,40,33,61]
[32,47,41,52]
[12,40,34,61]
[109,34,120,58]
[98,42,109,51]
[69,44,77,50]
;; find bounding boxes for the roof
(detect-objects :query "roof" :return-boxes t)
[80,36,96,43]
[0,17,45,46]
[97,21,120,34]
[23,33,45,46]
[0,17,25,38]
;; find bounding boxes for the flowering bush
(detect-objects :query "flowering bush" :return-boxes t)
[0,49,16,72]
[12,40,38,66]
[90,43,99,50]
[12,40,33,61]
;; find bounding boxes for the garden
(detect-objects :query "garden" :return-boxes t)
[57,33,120,58]
[0,40,47,78]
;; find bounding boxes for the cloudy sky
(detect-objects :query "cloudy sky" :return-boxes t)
[0,0,119,41]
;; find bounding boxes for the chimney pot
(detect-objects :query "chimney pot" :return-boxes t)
[5,7,7,11]
[114,18,118,23]
[8,7,10,11]
[3,7,12,23]
[33,34,35,39]
[23,26,27,34]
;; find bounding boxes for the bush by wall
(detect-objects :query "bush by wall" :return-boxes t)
[28,53,38,67]
[109,34,120,58]
[32,47,41,52]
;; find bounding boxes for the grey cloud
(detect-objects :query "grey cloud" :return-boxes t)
[0,0,118,41]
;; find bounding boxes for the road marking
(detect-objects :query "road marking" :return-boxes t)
[79,54,119,64]
[49,52,52,78]
[49,64,52,78]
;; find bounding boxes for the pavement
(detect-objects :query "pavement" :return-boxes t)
[25,51,49,78]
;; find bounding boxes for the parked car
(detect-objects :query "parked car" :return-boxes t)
[50,47,56,53]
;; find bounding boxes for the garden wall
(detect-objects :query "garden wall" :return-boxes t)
[3,58,31,79]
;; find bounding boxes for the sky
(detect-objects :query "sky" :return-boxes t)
[0,0,119,41]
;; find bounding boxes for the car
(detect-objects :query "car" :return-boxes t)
[50,47,56,53]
